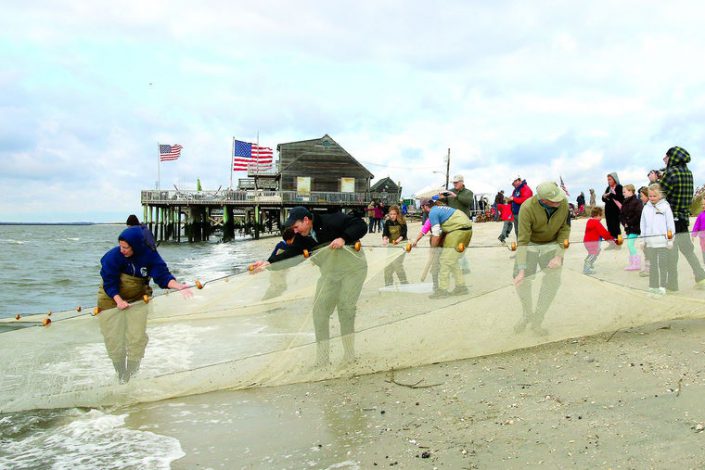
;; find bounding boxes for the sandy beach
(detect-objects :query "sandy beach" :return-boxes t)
[116,216,705,469]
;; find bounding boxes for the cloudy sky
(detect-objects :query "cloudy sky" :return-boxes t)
[3,0,705,222]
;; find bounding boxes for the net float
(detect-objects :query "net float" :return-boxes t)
[195,280,203,289]
[42,318,52,327]
[616,234,623,246]
[563,239,570,249]
[511,242,517,251]
[248,264,255,272]
[667,229,673,240]
[354,241,362,252]
[456,242,465,253]
[303,249,310,259]
[92,307,101,316]
[405,242,412,253]
[15,314,21,320]
[76,306,82,312]
[143,294,150,304]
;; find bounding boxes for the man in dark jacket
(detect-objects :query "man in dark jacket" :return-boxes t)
[659,146,705,290]
[509,177,533,238]
[253,207,368,366]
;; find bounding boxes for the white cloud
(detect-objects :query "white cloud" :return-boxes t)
[3,1,705,221]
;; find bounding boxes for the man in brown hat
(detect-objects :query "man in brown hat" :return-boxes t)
[513,181,570,336]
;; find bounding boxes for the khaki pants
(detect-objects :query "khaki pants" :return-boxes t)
[439,211,473,291]
[97,274,151,363]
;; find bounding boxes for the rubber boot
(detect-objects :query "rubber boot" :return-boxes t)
[315,340,330,367]
[341,334,355,364]
[625,255,641,271]
[112,358,128,384]
[125,360,141,382]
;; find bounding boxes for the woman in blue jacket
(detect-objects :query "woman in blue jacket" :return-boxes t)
[98,226,190,382]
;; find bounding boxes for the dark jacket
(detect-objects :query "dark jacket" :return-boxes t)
[269,211,367,264]
[619,195,643,235]
[660,146,694,220]
[601,174,624,217]
[383,219,408,241]
[100,226,175,298]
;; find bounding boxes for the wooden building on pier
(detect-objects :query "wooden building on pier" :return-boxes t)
[141,134,399,243]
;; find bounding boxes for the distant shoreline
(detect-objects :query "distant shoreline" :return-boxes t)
[0,222,111,226]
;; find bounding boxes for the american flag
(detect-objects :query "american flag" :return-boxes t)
[159,144,183,162]
[559,175,570,196]
[233,139,273,171]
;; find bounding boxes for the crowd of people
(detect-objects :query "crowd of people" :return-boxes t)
[94,146,705,373]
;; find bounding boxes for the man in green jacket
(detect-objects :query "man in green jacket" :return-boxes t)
[513,181,571,335]
[441,174,475,217]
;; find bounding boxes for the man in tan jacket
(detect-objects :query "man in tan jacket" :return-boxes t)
[513,181,571,335]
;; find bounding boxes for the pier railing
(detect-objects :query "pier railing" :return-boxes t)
[141,190,372,206]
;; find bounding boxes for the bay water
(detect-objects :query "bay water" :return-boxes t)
[0,224,287,469]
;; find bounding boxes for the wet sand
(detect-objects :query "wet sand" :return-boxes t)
[125,217,705,468]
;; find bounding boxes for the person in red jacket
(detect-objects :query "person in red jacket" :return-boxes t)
[583,206,615,274]
[508,177,533,238]
[497,201,515,244]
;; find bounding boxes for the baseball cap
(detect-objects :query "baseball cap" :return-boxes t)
[452,174,464,183]
[284,206,313,227]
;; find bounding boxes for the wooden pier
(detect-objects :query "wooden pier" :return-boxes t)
[141,134,402,243]
[141,187,398,242]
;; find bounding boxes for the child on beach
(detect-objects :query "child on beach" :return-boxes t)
[382,205,409,286]
[269,227,296,260]
[638,186,650,277]
[262,227,297,300]
[691,198,705,265]
[640,183,675,296]
[583,206,614,274]
[412,200,441,291]
[619,184,644,271]
[496,201,514,244]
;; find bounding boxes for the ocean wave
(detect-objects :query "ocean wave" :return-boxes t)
[0,409,184,469]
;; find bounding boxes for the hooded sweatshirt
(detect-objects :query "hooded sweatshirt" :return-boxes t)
[640,199,675,248]
[100,226,175,298]
[660,146,694,221]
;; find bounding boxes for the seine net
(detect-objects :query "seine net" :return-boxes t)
[1,219,704,413]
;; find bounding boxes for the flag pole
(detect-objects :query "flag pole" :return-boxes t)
[230,137,234,190]
[157,143,161,190]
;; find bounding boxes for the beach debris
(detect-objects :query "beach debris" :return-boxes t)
[354,241,361,252]
[456,242,465,253]
[15,314,20,320]
[143,294,150,303]
[303,249,310,258]
[75,306,82,312]
[405,242,412,252]
[563,239,570,248]
[42,318,51,326]
[694,424,704,433]
[92,306,101,316]
[195,280,203,289]
[385,370,443,389]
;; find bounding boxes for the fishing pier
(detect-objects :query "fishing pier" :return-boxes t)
[140,134,402,242]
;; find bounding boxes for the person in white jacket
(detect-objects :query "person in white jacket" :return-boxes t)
[640,183,675,295]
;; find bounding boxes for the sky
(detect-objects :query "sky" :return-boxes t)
[3,0,705,222]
